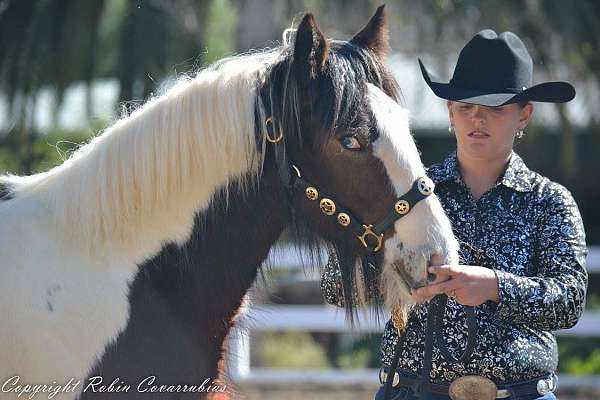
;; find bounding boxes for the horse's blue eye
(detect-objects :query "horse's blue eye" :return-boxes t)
[341,136,362,150]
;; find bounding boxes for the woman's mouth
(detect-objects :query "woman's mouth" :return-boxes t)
[468,130,490,138]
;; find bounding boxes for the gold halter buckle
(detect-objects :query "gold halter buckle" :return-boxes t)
[356,224,384,252]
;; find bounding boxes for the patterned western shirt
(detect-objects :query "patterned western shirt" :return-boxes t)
[320,151,588,384]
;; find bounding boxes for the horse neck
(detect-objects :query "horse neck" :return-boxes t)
[88,165,291,391]
[32,57,273,263]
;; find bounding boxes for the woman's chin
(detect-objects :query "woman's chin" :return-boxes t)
[464,142,496,157]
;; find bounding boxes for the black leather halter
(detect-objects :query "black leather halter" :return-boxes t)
[265,116,435,255]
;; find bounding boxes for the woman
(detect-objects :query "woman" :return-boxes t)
[321,30,588,400]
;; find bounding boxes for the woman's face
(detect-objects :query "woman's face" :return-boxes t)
[448,101,533,160]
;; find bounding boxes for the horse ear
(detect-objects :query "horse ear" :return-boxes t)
[350,5,390,59]
[293,13,329,78]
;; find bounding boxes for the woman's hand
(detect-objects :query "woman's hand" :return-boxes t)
[411,265,500,306]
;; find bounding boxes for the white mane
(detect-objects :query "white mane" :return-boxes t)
[1,50,280,261]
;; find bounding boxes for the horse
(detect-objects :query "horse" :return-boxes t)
[0,6,458,400]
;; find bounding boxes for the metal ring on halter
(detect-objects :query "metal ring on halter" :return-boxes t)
[265,117,283,143]
[291,164,301,178]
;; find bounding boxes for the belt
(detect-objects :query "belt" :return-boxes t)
[379,369,557,399]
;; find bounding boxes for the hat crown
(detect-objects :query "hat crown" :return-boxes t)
[451,30,533,93]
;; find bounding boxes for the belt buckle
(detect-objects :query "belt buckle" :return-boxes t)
[537,374,557,395]
[378,369,400,387]
[449,375,497,400]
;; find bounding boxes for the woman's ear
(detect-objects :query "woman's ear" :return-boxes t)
[519,102,534,129]
[447,101,455,126]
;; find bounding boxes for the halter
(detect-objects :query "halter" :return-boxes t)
[264,115,435,255]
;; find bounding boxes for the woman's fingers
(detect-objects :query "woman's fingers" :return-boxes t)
[412,278,461,298]
[428,264,463,277]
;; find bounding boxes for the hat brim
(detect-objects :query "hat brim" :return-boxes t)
[418,59,575,106]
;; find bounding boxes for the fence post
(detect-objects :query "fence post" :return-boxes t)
[227,325,251,380]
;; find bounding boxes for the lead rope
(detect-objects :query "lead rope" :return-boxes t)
[382,310,408,400]
[383,295,478,400]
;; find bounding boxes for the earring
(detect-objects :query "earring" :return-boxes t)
[448,125,454,133]
[516,129,524,139]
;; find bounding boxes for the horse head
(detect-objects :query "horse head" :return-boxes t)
[260,6,459,318]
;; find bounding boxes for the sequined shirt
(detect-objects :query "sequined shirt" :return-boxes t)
[320,151,588,384]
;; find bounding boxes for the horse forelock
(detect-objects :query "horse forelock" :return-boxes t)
[257,41,401,322]
[259,41,399,151]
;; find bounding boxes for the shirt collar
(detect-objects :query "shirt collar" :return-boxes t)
[427,151,535,192]
[500,152,536,192]
[427,151,461,185]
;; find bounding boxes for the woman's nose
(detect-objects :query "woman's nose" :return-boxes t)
[470,106,486,123]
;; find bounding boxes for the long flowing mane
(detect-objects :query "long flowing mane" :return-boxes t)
[1,50,281,260]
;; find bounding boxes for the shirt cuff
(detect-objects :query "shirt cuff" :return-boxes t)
[493,269,518,319]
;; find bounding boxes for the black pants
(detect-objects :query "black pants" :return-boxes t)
[373,385,558,400]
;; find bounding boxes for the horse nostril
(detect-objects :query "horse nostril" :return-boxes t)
[428,253,444,283]
[429,253,444,266]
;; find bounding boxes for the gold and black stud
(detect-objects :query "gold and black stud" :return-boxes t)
[305,187,319,201]
[337,213,351,227]
[319,198,336,216]
[394,200,410,215]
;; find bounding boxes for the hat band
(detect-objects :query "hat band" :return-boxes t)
[449,79,527,94]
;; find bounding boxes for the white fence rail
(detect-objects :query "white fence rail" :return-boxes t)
[229,246,600,388]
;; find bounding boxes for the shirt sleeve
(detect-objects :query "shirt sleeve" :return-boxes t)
[320,250,346,308]
[494,183,588,331]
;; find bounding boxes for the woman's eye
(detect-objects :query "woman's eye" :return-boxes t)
[341,136,362,150]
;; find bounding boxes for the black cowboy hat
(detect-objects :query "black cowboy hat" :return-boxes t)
[419,29,575,106]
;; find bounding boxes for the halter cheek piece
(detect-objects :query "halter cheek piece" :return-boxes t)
[264,116,480,400]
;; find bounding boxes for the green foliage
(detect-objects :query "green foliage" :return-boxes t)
[256,332,380,370]
[0,130,93,175]
[258,331,331,369]
[203,0,238,65]
[587,293,600,310]
[564,349,600,375]
[337,334,381,369]
[558,337,600,375]
[0,0,106,117]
